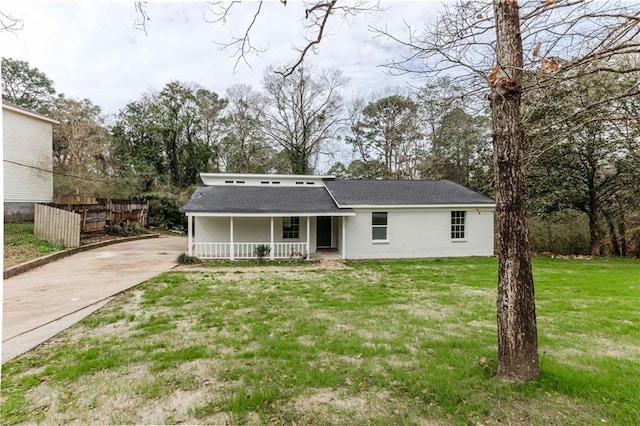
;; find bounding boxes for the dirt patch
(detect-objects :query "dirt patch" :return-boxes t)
[457,286,494,298]
[390,302,454,321]
[292,388,370,422]
[316,259,352,270]
[485,392,597,425]
[290,388,419,424]
[26,360,235,424]
[72,320,132,341]
[136,389,209,424]
[296,335,316,347]
[552,336,639,364]
[593,336,640,359]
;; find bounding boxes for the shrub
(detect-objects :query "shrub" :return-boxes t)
[289,250,308,262]
[108,222,147,237]
[529,212,590,255]
[177,253,201,265]
[255,244,271,262]
[139,192,187,231]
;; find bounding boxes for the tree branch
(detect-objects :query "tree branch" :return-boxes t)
[133,2,151,35]
[275,0,337,77]
[0,11,24,33]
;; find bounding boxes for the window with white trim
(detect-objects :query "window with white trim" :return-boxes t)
[372,212,388,241]
[451,211,466,240]
[283,217,300,239]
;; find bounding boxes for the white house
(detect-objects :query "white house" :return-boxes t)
[2,101,58,221]
[180,173,495,260]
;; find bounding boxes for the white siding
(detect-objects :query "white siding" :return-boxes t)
[3,108,54,203]
[344,208,494,259]
[194,216,317,253]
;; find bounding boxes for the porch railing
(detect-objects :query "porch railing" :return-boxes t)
[193,242,308,260]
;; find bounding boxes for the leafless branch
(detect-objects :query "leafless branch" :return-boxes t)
[206,1,271,72]
[133,2,151,35]
[205,1,241,24]
[372,0,640,105]
[0,11,24,33]
[276,0,337,77]
[279,0,384,77]
[204,1,383,77]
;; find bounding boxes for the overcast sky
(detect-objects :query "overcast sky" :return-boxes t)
[1,1,444,119]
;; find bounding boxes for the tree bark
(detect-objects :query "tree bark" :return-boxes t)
[619,215,627,257]
[490,0,539,382]
[588,197,601,256]
[603,210,620,256]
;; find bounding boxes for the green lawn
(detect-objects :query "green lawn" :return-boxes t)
[2,257,639,424]
[3,222,64,268]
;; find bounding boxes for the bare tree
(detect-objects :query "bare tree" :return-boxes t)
[489,0,538,382]
[219,83,276,173]
[391,0,639,381]
[261,64,349,174]
[51,95,110,195]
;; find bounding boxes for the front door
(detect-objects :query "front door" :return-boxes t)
[316,216,332,248]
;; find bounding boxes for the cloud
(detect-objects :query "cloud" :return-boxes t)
[1,1,443,117]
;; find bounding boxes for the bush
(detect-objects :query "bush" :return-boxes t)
[289,250,308,262]
[255,244,271,262]
[529,212,590,255]
[108,222,147,237]
[139,192,187,231]
[177,253,201,264]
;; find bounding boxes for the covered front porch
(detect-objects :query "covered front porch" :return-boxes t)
[186,213,353,261]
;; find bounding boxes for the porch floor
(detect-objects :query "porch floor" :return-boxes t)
[311,249,342,261]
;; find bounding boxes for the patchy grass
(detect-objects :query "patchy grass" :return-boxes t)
[3,222,64,268]
[1,257,639,424]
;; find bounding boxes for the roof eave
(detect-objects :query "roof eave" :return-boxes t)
[334,203,496,209]
[182,211,356,217]
[2,102,59,124]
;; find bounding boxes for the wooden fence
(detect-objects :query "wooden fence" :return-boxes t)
[47,198,149,233]
[34,204,81,248]
[52,195,98,205]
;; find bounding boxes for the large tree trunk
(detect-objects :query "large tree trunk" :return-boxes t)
[603,210,620,256]
[490,0,539,382]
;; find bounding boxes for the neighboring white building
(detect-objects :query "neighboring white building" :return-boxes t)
[2,101,57,221]
[181,173,496,260]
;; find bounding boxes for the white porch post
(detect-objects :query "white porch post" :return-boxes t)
[270,216,275,260]
[230,216,235,261]
[187,214,193,256]
[306,216,311,260]
[342,216,346,260]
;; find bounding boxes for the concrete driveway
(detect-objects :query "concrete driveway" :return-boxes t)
[2,236,185,363]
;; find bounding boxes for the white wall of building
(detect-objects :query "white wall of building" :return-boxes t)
[200,173,327,187]
[194,216,318,253]
[344,208,494,259]
[3,108,54,203]
[194,209,492,260]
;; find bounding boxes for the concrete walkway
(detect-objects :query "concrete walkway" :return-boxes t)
[2,236,185,363]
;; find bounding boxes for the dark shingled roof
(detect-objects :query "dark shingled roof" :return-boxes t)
[323,179,494,206]
[180,185,347,214]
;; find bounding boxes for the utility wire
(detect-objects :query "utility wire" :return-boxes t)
[3,159,115,183]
